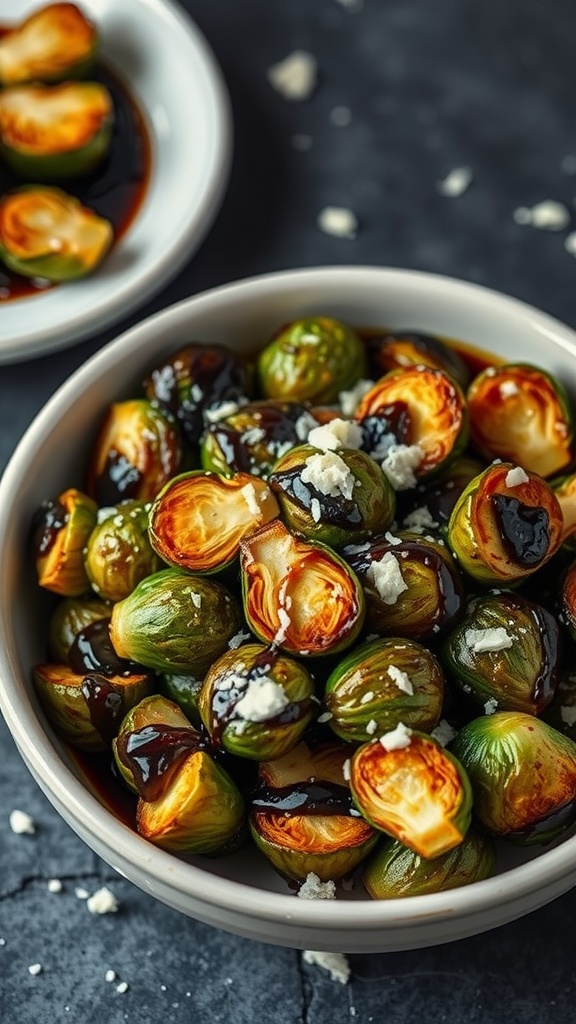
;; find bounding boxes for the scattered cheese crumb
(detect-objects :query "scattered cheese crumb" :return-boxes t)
[484,698,499,715]
[234,677,289,722]
[431,719,458,747]
[274,606,292,645]
[387,664,414,695]
[228,629,252,649]
[28,964,42,976]
[105,970,117,983]
[302,950,351,984]
[360,690,374,704]
[561,706,576,727]
[86,887,119,915]
[465,627,513,653]
[75,887,89,900]
[9,809,35,835]
[380,444,424,490]
[298,873,336,900]
[499,380,519,398]
[366,718,378,735]
[379,722,412,750]
[240,482,263,516]
[308,418,363,452]
[513,200,570,231]
[366,552,408,605]
[267,50,318,101]
[295,410,319,440]
[402,506,437,532]
[342,758,351,781]
[301,450,356,499]
[329,105,352,127]
[317,711,333,723]
[47,879,62,893]
[338,379,374,417]
[116,981,129,994]
[317,206,359,239]
[204,400,240,423]
[505,465,529,488]
[436,166,473,197]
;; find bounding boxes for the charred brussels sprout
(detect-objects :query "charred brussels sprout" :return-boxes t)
[86,399,181,505]
[350,726,473,858]
[0,3,99,86]
[109,568,242,676]
[84,500,162,602]
[112,693,201,795]
[240,519,365,657]
[0,185,112,282]
[441,591,561,716]
[344,533,464,641]
[48,595,111,662]
[33,487,97,596]
[450,711,576,843]
[447,461,563,585]
[257,316,367,404]
[467,363,574,478]
[365,330,471,391]
[199,644,315,760]
[0,81,113,179]
[148,471,279,574]
[363,827,495,899]
[324,638,444,742]
[250,741,378,881]
[200,400,310,478]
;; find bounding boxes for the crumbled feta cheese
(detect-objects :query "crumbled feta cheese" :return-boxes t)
[298,873,336,899]
[310,497,322,522]
[317,711,333,723]
[96,506,117,524]
[28,964,42,976]
[47,879,62,893]
[380,444,424,490]
[465,627,513,653]
[86,887,119,915]
[295,411,319,441]
[505,466,529,488]
[233,677,289,722]
[274,606,292,645]
[384,531,402,546]
[437,166,473,197]
[360,690,374,704]
[228,629,251,649]
[105,970,117,983]
[431,719,458,747]
[513,200,570,230]
[402,506,437,532]
[342,758,351,781]
[267,50,318,101]
[240,482,263,516]
[329,105,352,127]
[308,418,363,452]
[75,887,89,900]
[379,722,412,750]
[116,981,129,994]
[204,400,240,423]
[366,718,378,735]
[366,552,408,605]
[338,379,374,417]
[387,664,414,695]
[301,450,356,499]
[190,591,202,609]
[302,950,351,984]
[484,698,499,715]
[9,809,35,835]
[561,705,576,727]
[241,427,266,446]
[317,206,359,239]
[499,380,519,398]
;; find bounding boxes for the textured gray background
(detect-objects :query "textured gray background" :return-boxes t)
[3,0,576,1020]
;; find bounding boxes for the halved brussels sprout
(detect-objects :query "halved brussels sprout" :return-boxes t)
[112,693,200,796]
[0,2,99,85]
[48,594,111,663]
[343,533,464,641]
[257,316,367,404]
[324,637,444,742]
[84,500,162,602]
[450,711,576,843]
[200,400,310,478]
[109,568,242,676]
[365,330,471,391]
[250,741,378,881]
[136,748,245,855]
[0,81,113,179]
[447,461,563,585]
[240,519,365,657]
[32,487,97,596]
[355,365,468,484]
[148,471,280,573]
[350,727,473,858]
[441,591,561,716]
[32,662,152,752]
[0,185,112,281]
[143,342,254,454]
[86,399,181,505]
[199,643,315,760]
[467,363,574,478]
[362,826,495,899]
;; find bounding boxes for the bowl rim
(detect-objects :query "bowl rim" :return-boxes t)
[2,263,576,930]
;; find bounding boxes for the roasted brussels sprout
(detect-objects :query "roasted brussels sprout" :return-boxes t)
[109,568,242,676]
[324,637,444,742]
[447,461,563,585]
[86,399,181,505]
[0,185,112,282]
[450,711,576,843]
[199,644,315,760]
[257,317,367,404]
[33,487,97,596]
[240,520,365,657]
[143,342,253,454]
[362,826,495,899]
[344,533,464,641]
[32,662,152,752]
[200,400,311,478]
[48,594,111,663]
[350,726,473,858]
[0,81,113,179]
[365,329,471,391]
[250,741,378,881]
[467,363,574,478]
[0,3,99,85]
[84,500,162,602]
[441,591,561,716]
[112,693,200,795]
[148,471,279,574]
[355,365,468,486]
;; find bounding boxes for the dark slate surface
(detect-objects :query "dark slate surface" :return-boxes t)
[2,0,576,1020]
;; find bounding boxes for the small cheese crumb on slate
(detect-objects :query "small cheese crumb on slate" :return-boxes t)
[513,200,570,231]
[105,970,117,983]
[47,879,62,893]
[267,50,318,101]
[75,887,89,900]
[298,872,337,899]
[87,887,119,915]
[317,206,359,239]
[505,466,529,488]
[28,964,42,976]
[9,809,35,835]
[302,950,351,984]
[436,167,473,197]
[465,627,513,653]
[379,722,412,750]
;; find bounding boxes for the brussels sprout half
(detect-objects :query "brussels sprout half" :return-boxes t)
[364,329,471,391]
[450,711,576,844]
[240,519,365,657]
[0,2,99,86]
[467,363,574,478]
[0,81,113,179]
[148,471,280,574]
[200,400,310,479]
[0,185,112,282]
[447,461,563,585]
[84,500,162,602]
[32,487,97,597]
[112,693,201,796]
[363,827,496,899]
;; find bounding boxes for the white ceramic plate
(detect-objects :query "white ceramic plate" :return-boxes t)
[0,0,232,363]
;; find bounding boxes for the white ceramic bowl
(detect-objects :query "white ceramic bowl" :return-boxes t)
[2,266,576,953]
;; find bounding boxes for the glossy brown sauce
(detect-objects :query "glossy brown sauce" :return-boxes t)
[0,61,152,302]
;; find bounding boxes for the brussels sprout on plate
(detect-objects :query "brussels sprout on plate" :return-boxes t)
[32,487,97,597]
[0,2,99,86]
[84,500,162,602]
[365,329,471,390]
